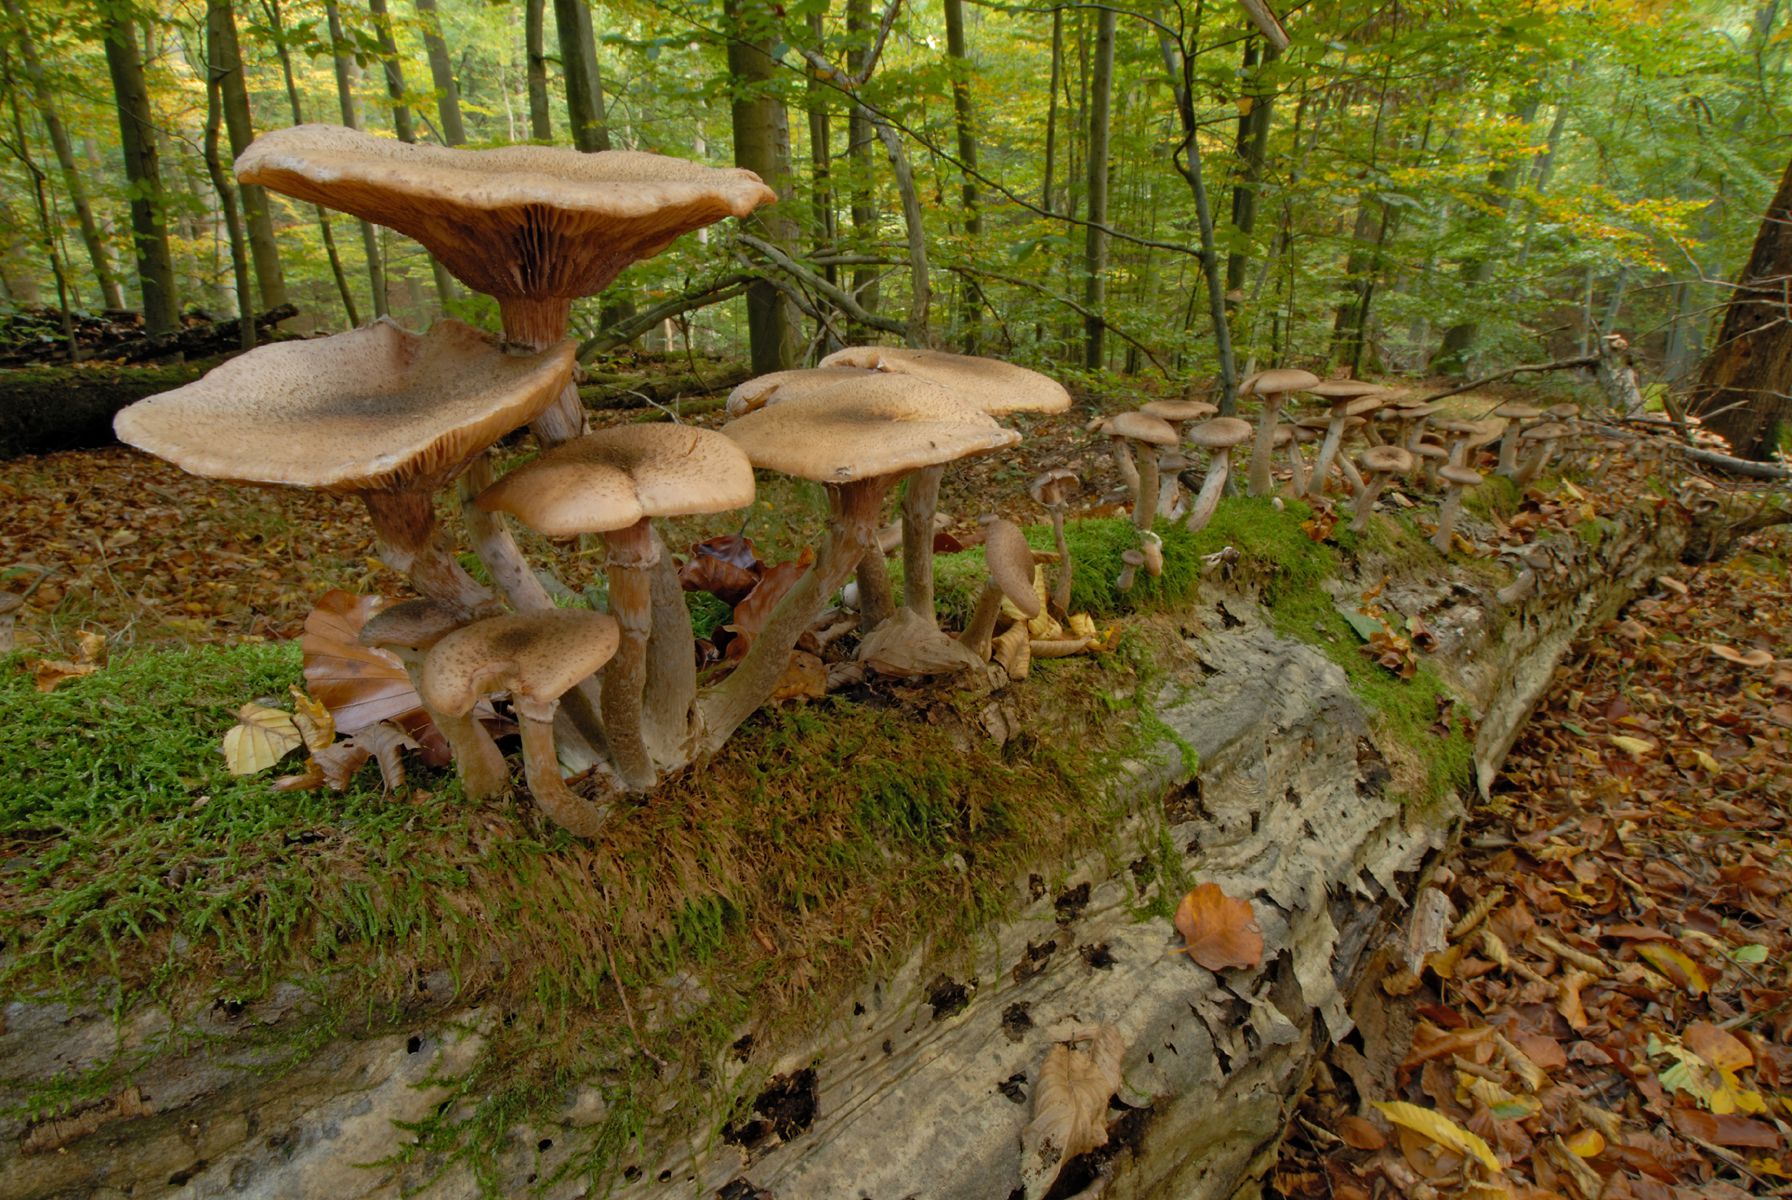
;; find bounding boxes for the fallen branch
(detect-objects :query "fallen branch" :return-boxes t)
[1673,444,1792,481]
[1415,354,1598,405]
[736,233,908,338]
[578,276,754,359]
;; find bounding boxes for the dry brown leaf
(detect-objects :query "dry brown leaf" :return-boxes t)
[1338,1115,1388,1151]
[288,686,335,753]
[1019,1025,1125,1199]
[1173,882,1264,972]
[28,657,97,692]
[345,722,420,792]
[769,650,828,701]
[222,702,303,775]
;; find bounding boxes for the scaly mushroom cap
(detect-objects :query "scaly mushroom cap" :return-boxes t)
[421,609,621,717]
[1100,411,1179,447]
[360,598,467,653]
[477,424,755,537]
[113,318,575,493]
[1029,468,1080,507]
[1140,399,1218,423]
[818,346,1071,416]
[983,519,1042,619]
[1187,416,1255,449]
[1360,445,1414,474]
[1392,401,1442,418]
[721,373,1018,482]
[1239,368,1320,396]
[1439,464,1484,487]
[725,365,879,418]
[1413,441,1449,462]
[236,125,776,300]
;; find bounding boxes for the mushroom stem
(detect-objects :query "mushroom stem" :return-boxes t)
[1133,449,1161,532]
[697,476,894,753]
[1049,506,1073,616]
[1495,422,1522,477]
[600,517,657,793]
[1110,438,1139,495]
[1185,451,1231,534]
[1512,437,1560,487]
[1285,433,1309,496]
[517,701,611,837]
[856,542,897,631]
[1432,487,1467,553]
[362,489,501,618]
[959,581,1008,661]
[643,526,697,763]
[900,464,947,619]
[498,295,586,447]
[434,707,512,802]
[1351,471,1390,532]
[459,454,558,614]
[1306,417,1348,499]
[1337,453,1366,498]
[1247,394,1284,497]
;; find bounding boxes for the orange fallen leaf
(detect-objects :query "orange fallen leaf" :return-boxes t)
[1173,882,1264,972]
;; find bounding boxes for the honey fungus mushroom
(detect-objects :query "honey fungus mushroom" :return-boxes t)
[1239,367,1320,497]
[958,518,1042,661]
[236,124,775,443]
[477,425,755,791]
[113,318,574,618]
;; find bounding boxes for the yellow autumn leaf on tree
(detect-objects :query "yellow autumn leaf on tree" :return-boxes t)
[222,702,303,776]
[1372,1100,1502,1173]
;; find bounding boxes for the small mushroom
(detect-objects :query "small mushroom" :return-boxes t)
[1413,438,1449,490]
[1029,468,1080,615]
[1351,445,1414,532]
[1100,411,1179,533]
[1490,403,1543,477]
[1304,384,1388,499]
[1431,464,1483,553]
[1117,546,1147,594]
[1183,416,1253,534]
[420,610,621,836]
[959,519,1041,661]
[1512,420,1574,488]
[1240,367,1321,497]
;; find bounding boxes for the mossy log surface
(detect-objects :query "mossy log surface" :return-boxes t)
[0,492,1725,1200]
[0,361,209,459]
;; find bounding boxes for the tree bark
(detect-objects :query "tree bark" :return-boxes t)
[100,3,179,338]
[204,0,256,350]
[1225,40,1277,299]
[209,0,288,312]
[525,0,551,141]
[845,0,879,323]
[1042,8,1061,215]
[322,0,389,318]
[943,0,982,352]
[3,0,124,310]
[555,0,611,152]
[725,0,801,372]
[1082,6,1115,370]
[413,0,466,145]
[804,10,836,293]
[1690,153,1792,460]
[368,0,457,308]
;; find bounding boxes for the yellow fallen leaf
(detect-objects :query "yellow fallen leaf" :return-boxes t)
[289,686,335,753]
[1609,735,1656,759]
[1564,1128,1606,1157]
[222,702,303,776]
[1692,749,1723,773]
[1068,612,1097,639]
[1372,1100,1502,1173]
[1637,944,1710,995]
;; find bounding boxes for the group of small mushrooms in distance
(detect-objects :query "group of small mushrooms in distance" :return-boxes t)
[112,122,1582,839]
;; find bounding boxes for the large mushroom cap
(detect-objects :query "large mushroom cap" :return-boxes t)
[1140,399,1218,423]
[1360,445,1414,474]
[1306,380,1387,400]
[1100,411,1179,446]
[360,598,467,653]
[421,609,621,716]
[1522,421,1574,441]
[725,366,878,418]
[237,125,777,299]
[818,346,1071,416]
[720,374,1019,482]
[477,424,755,536]
[1239,368,1321,397]
[113,318,575,493]
[983,519,1042,619]
[1187,416,1254,448]
[1439,464,1484,487]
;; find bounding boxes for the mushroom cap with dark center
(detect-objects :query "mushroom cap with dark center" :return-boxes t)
[1140,399,1218,423]
[984,519,1042,619]
[818,346,1071,416]
[1413,441,1449,462]
[421,609,621,717]
[721,374,1018,482]
[1029,468,1079,507]
[237,125,776,300]
[1306,380,1387,400]
[1439,464,1484,487]
[113,318,575,493]
[1360,445,1414,474]
[1391,401,1441,419]
[725,365,879,418]
[477,424,755,537]
[1100,411,1178,447]
[1522,421,1574,442]
[1493,403,1544,420]
[360,598,467,653]
[1187,416,1254,449]
[1239,368,1321,397]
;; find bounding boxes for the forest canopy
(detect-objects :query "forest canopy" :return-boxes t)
[0,0,1785,404]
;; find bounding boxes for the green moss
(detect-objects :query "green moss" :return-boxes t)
[1462,474,1521,521]
[1574,517,1610,549]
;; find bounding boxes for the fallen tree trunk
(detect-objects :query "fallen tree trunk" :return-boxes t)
[0,491,1746,1200]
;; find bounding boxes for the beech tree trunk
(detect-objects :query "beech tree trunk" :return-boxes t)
[204,0,256,349]
[1691,153,1792,460]
[413,0,466,145]
[1082,7,1115,370]
[845,0,880,324]
[943,0,982,352]
[725,0,801,372]
[322,0,388,318]
[100,3,179,338]
[368,0,457,308]
[555,0,611,152]
[1225,40,1277,299]
[209,0,287,313]
[525,0,551,141]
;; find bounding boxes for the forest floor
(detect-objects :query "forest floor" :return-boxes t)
[1272,531,1792,1198]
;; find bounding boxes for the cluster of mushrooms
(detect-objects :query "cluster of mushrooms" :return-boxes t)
[1092,369,1580,568]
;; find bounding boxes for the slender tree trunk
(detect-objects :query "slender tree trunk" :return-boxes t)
[4,0,123,310]
[845,0,879,322]
[555,0,611,152]
[1690,154,1792,460]
[1160,28,1237,411]
[1082,7,1115,370]
[264,0,358,325]
[210,0,287,312]
[805,9,836,294]
[368,0,457,308]
[725,0,801,371]
[204,0,255,349]
[323,0,388,318]
[413,0,466,145]
[525,0,551,140]
[943,0,982,352]
[6,88,79,356]
[100,4,179,337]
[1225,39,1277,299]
[1042,8,1061,214]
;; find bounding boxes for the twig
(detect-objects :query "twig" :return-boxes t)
[1414,355,1599,405]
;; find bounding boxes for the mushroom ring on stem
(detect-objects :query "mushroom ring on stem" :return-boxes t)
[236,124,776,445]
[817,345,1070,625]
[1239,367,1320,497]
[420,609,622,837]
[705,374,1018,752]
[476,423,756,791]
[1182,416,1253,533]
[113,318,574,619]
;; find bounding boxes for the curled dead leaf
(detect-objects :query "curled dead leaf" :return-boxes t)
[1019,1025,1125,1200]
